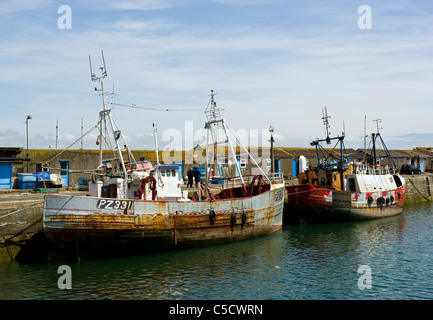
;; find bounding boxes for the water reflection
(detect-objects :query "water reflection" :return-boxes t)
[1,202,433,299]
[64,233,288,300]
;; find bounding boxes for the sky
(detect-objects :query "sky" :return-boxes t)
[1,0,433,152]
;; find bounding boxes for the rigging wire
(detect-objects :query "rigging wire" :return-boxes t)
[109,102,203,112]
[44,120,101,164]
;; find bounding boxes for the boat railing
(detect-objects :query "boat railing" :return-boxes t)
[268,172,284,183]
[206,173,283,189]
[199,173,283,201]
[353,164,394,175]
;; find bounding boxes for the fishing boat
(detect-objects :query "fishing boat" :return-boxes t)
[285,108,405,223]
[43,54,284,257]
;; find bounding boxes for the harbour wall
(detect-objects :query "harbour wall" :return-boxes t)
[0,174,432,263]
[403,174,433,205]
[0,195,44,262]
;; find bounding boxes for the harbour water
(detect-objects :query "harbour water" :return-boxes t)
[1,202,433,300]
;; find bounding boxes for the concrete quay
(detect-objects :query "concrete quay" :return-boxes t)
[402,173,433,204]
[0,174,432,263]
[0,189,88,262]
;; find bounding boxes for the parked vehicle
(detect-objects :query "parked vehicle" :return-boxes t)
[400,164,421,175]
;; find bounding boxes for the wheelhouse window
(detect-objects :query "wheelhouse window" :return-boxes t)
[347,178,356,192]
[266,159,271,168]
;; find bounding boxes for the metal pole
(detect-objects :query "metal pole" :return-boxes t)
[269,126,274,175]
[153,122,160,165]
[271,135,274,174]
[81,118,83,150]
[56,119,58,150]
[99,111,103,166]
[26,115,32,172]
[26,119,29,172]
[205,123,211,199]
[364,115,367,151]
[99,79,105,167]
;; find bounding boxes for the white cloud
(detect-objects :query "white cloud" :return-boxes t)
[0,129,24,147]
[111,18,180,32]
[399,0,433,17]
[1,1,432,151]
[88,0,181,11]
[0,0,49,14]
[211,0,282,6]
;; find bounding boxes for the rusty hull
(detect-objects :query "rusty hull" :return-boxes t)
[43,184,284,255]
[285,184,406,224]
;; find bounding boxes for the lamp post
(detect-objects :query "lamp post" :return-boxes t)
[26,115,32,172]
[269,125,274,174]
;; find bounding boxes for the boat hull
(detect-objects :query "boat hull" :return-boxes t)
[285,184,405,224]
[43,184,284,257]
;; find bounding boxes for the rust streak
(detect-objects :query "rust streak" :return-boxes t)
[174,211,177,245]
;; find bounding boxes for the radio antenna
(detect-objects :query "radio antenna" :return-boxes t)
[89,50,108,82]
[373,118,382,134]
[101,50,107,78]
[322,106,331,144]
[89,55,96,81]
[89,50,109,166]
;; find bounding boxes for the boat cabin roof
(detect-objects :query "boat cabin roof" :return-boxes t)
[159,165,179,170]
[135,162,153,171]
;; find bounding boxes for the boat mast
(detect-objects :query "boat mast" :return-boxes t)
[204,90,246,196]
[372,119,381,167]
[372,132,377,167]
[364,115,367,151]
[153,122,160,166]
[322,106,331,145]
[311,107,349,172]
[89,50,108,167]
[90,51,131,198]
[371,119,396,172]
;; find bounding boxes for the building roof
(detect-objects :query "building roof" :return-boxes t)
[356,148,433,159]
[0,147,23,157]
[0,147,29,162]
[411,149,433,158]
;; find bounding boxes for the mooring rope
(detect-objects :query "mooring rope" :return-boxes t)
[0,201,43,220]
[407,178,431,202]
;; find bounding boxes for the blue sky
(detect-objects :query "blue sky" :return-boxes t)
[1,0,432,151]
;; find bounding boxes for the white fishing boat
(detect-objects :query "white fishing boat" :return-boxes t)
[43,54,284,258]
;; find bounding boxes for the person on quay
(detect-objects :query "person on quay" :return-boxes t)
[193,167,201,187]
[187,168,194,188]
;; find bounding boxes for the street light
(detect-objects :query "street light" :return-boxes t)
[269,125,274,174]
[26,115,32,172]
